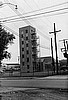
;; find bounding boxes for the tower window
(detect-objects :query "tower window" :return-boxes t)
[22,62,24,66]
[27,65,29,69]
[27,58,29,62]
[22,54,24,58]
[25,30,28,33]
[22,41,24,44]
[26,37,28,40]
[21,34,23,38]
[22,48,24,51]
[27,71,29,73]
[31,29,35,32]
[26,43,28,47]
[27,50,29,54]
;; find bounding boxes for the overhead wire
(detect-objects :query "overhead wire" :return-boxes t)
[1,1,68,38]
[1,0,68,42]
[1,25,50,51]
[23,0,52,38]
[0,11,19,37]
[32,0,52,28]
[23,0,51,29]
[0,1,20,37]
[0,1,50,50]
[3,0,68,41]
[1,0,67,57]
[1,23,50,50]
[4,0,50,41]
[17,0,50,40]
[0,7,68,23]
[1,11,68,23]
[24,1,68,13]
[23,7,68,17]
[4,0,31,25]
[1,0,31,39]
[40,45,50,50]
[0,1,68,20]
[1,0,68,38]
[23,0,51,40]
[2,24,19,36]
[0,0,50,50]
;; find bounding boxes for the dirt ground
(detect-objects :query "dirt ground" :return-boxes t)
[0,88,68,100]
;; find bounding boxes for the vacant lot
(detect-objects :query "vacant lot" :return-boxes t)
[0,88,68,100]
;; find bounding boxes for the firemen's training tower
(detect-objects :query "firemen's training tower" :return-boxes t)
[19,25,38,74]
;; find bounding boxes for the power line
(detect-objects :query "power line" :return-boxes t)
[4,0,50,41]
[33,0,52,26]
[0,10,19,37]
[24,0,51,38]
[25,0,52,29]
[1,7,68,23]
[26,1,68,13]
[0,1,68,20]
[2,24,19,36]
[4,0,51,31]
[1,11,68,24]
[1,24,50,50]
[40,45,50,50]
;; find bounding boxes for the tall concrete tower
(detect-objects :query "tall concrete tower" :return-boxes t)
[19,25,37,74]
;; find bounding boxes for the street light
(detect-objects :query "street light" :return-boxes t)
[0,1,17,9]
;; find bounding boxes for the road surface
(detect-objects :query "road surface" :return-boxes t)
[0,75,68,89]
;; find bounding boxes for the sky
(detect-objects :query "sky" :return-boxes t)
[0,0,68,63]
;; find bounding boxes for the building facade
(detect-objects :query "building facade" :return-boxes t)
[19,26,37,73]
[37,56,52,72]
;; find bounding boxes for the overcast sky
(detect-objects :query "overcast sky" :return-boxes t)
[0,0,68,63]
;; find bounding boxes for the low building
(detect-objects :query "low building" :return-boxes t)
[37,56,53,72]
[6,63,20,70]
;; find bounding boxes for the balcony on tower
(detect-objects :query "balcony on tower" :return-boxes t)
[31,30,36,35]
[31,36,39,41]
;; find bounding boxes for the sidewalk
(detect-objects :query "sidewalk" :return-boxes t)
[0,75,68,80]
[36,75,68,80]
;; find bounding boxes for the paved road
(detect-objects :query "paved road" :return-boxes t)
[0,75,68,89]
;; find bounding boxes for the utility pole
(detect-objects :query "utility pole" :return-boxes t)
[39,36,41,71]
[59,39,68,66]
[49,23,61,74]
[66,41,68,66]
[51,38,55,73]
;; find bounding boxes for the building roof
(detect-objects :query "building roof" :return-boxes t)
[6,63,20,66]
[19,25,35,30]
[38,56,52,63]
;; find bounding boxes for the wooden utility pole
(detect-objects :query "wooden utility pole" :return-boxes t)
[51,38,55,73]
[49,23,61,74]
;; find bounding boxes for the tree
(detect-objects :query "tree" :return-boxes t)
[0,24,15,66]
